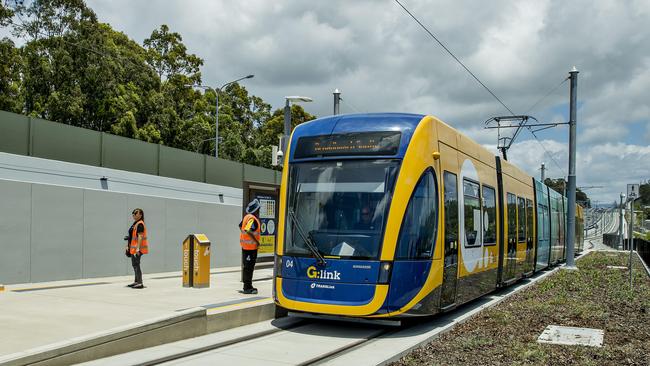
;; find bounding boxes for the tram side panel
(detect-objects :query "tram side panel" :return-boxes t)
[562,196,569,262]
[438,142,461,311]
[453,147,499,305]
[496,157,536,284]
[575,205,584,253]
[548,188,562,265]
[533,179,551,271]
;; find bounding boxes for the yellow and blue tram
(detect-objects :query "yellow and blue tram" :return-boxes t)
[273,113,583,319]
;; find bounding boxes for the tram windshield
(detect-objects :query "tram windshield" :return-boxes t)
[285,159,400,260]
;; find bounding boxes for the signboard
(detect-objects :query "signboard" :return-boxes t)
[294,131,401,158]
[256,194,277,254]
[627,184,640,201]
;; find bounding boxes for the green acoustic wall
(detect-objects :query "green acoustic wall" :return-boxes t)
[0,110,280,189]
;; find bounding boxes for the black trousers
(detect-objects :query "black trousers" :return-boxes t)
[131,254,143,284]
[242,249,258,290]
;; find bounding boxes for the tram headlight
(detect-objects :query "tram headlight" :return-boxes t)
[378,261,392,284]
[274,255,283,278]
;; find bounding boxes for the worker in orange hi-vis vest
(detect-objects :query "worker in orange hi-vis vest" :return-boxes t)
[239,199,261,294]
[125,208,149,289]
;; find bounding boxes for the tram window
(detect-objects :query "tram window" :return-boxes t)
[463,179,481,247]
[482,185,497,245]
[518,197,526,242]
[507,193,517,243]
[526,199,534,241]
[395,170,438,259]
[443,171,458,262]
[284,160,400,259]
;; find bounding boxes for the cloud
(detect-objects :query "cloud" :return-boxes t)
[49,0,650,203]
[506,139,650,204]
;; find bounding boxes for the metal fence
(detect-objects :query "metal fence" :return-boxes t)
[602,233,621,249]
[0,110,281,188]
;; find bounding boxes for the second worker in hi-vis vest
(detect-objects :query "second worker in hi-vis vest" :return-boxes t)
[125,208,148,289]
[239,199,261,294]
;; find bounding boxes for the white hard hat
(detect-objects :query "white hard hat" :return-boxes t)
[246,199,261,214]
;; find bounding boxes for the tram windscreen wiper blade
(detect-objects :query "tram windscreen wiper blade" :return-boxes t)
[288,209,326,266]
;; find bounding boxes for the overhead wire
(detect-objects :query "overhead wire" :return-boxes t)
[507,77,569,154]
[523,77,570,176]
[524,77,569,114]
[394,0,569,176]
[340,97,362,113]
[528,129,565,174]
[393,0,516,116]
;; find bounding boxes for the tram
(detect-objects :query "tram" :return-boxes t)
[272,113,583,319]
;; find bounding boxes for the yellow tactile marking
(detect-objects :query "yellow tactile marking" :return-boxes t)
[205,298,272,314]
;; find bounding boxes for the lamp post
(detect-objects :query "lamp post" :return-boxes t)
[282,96,313,155]
[186,74,254,158]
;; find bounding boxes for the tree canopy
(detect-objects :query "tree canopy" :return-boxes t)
[0,0,315,169]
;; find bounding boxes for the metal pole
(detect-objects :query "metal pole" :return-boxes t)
[215,90,219,159]
[282,99,291,155]
[565,67,579,269]
[333,89,341,115]
[619,194,624,249]
[629,200,634,288]
[541,163,546,182]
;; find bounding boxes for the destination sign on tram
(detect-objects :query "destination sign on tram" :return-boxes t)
[294,131,401,158]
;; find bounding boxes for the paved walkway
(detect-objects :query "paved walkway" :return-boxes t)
[0,264,273,357]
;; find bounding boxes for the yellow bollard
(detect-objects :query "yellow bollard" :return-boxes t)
[192,234,211,288]
[181,234,211,288]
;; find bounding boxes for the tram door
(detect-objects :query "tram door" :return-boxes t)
[440,171,459,310]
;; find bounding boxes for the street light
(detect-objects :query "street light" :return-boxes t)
[282,96,313,155]
[185,74,254,158]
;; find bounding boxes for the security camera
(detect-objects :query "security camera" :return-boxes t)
[277,150,284,159]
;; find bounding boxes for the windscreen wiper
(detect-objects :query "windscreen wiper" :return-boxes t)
[288,209,326,266]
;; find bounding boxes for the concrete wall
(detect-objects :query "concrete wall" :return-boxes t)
[0,153,247,285]
[0,180,242,284]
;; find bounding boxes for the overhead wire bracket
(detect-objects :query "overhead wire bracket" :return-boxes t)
[484,115,569,160]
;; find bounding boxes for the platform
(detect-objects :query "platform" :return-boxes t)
[0,263,274,366]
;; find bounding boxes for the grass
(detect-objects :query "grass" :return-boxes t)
[392,252,650,366]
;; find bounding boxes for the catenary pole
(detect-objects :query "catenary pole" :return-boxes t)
[565,67,579,269]
[629,199,634,288]
[333,89,341,115]
[619,193,625,249]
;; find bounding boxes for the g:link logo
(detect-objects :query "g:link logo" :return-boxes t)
[306,266,341,280]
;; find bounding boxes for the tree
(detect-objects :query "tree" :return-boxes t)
[0,38,23,113]
[1,2,14,26]
[1,0,317,171]
[143,24,202,85]
[259,105,316,148]
[639,180,650,206]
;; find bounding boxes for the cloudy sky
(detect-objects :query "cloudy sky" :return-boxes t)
[74,1,650,203]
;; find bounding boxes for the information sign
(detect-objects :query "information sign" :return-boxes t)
[627,184,640,201]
